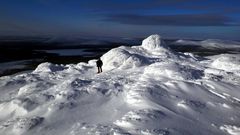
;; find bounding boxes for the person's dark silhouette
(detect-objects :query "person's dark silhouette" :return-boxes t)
[96,58,103,73]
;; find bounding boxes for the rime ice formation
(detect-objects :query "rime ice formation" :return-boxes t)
[142,34,167,50]
[0,35,240,135]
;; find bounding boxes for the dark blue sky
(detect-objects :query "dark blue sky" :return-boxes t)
[0,0,240,39]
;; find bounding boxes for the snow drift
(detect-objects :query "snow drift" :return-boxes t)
[0,35,240,135]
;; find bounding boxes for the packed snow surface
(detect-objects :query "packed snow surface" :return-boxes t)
[0,34,240,135]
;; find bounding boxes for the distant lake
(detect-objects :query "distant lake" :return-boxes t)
[43,49,94,56]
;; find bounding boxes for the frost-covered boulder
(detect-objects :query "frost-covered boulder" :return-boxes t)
[101,46,149,70]
[101,35,174,70]
[33,62,66,73]
[141,34,167,51]
[141,34,176,57]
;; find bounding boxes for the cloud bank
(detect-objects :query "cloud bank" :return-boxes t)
[105,14,239,26]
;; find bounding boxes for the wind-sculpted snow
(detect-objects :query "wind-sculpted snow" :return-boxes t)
[0,35,240,135]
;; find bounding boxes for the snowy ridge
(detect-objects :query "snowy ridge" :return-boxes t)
[0,35,240,135]
[175,39,240,49]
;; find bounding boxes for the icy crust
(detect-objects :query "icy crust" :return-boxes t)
[0,35,240,135]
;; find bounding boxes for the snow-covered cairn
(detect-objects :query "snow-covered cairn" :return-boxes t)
[101,34,174,70]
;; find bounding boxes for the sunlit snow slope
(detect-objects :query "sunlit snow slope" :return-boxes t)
[0,35,240,135]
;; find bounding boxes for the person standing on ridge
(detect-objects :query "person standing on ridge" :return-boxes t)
[96,58,103,73]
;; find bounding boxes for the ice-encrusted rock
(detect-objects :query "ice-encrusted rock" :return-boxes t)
[101,35,173,70]
[33,62,66,73]
[101,47,149,70]
[141,34,167,50]
[141,34,176,57]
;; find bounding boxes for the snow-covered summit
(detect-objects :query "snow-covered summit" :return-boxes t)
[0,35,240,135]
